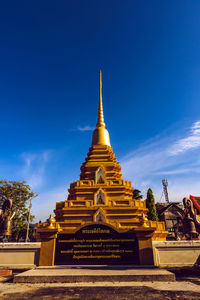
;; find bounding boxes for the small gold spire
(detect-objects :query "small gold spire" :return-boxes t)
[92,71,111,146]
[97,70,105,128]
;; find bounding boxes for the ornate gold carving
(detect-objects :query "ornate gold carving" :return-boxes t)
[140,213,149,228]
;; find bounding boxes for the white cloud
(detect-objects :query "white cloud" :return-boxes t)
[32,186,68,222]
[154,168,200,175]
[20,150,51,189]
[77,125,94,131]
[168,120,200,155]
[192,121,200,133]
[120,120,200,202]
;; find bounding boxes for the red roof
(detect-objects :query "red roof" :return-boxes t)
[190,195,200,213]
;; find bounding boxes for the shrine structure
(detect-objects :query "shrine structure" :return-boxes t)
[37,71,167,266]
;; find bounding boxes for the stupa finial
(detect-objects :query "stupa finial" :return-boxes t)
[97,70,105,128]
[91,70,111,146]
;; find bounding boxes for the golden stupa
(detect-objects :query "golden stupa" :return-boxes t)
[37,71,167,266]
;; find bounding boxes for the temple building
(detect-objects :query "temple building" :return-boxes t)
[37,71,167,266]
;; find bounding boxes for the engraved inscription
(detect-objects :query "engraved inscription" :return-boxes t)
[54,224,139,265]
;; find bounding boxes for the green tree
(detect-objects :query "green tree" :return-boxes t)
[0,180,37,241]
[146,188,158,221]
[132,189,143,200]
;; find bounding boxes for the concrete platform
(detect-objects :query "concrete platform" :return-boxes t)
[14,265,175,283]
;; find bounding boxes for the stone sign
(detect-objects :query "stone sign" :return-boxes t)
[54,224,139,265]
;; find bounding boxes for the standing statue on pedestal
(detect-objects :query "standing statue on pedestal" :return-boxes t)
[0,198,15,241]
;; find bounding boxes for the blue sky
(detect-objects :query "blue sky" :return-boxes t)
[0,1,200,221]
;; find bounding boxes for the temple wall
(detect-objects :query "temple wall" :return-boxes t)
[0,243,41,268]
[0,241,200,268]
[153,240,200,267]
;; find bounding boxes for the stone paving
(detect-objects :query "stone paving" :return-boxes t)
[1,280,200,299]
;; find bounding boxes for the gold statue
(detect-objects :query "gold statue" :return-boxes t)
[0,198,15,241]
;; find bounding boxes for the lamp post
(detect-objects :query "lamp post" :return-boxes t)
[25,195,37,242]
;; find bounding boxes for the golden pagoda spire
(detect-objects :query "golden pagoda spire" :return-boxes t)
[97,70,105,128]
[92,71,111,146]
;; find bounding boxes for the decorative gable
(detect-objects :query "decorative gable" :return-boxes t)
[94,209,106,222]
[96,167,105,184]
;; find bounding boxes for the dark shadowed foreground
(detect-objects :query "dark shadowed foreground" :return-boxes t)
[1,285,200,300]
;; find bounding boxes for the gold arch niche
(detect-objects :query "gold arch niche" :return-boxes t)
[96,167,106,184]
[95,189,106,205]
[94,208,106,222]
